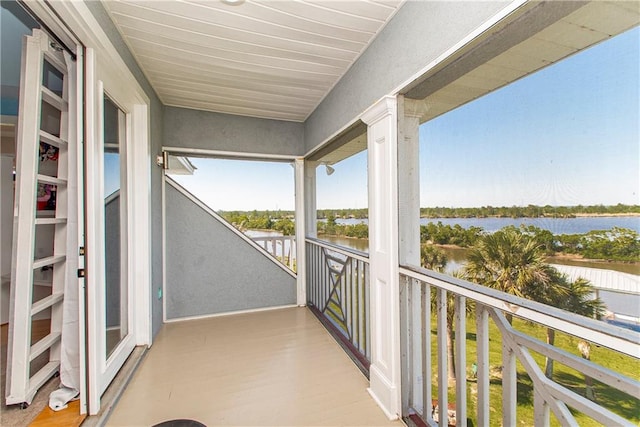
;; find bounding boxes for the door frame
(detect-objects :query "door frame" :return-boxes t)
[84,46,151,416]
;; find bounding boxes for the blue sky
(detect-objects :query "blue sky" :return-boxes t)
[174,27,639,211]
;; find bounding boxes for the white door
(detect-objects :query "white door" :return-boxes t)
[85,75,136,413]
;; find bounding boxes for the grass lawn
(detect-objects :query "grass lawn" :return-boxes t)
[423,313,640,426]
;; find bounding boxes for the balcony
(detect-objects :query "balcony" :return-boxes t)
[105,235,639,426]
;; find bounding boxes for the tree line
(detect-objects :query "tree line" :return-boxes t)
[221,210,639,262]
[421,203,639,218]
[220,204,639,223]
[420,222,639,262]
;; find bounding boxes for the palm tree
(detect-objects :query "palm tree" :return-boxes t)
[464,227,606,380]
[545,276,605,378]
[420,244,473,382]
[464,227,561,323]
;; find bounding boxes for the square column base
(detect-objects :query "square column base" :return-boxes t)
[367,364,400,420]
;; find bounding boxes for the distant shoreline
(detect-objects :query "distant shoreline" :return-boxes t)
[419,213,640,219]
[572,213,640,218]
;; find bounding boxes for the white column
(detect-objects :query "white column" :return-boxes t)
[304,160,317,238]
[398,96,429,416]
[398,96,427,267]
[361,95,401,419]
[294,158,306,306]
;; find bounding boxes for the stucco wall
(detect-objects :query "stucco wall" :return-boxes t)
[163,106,304,157]
[165,182,296,320]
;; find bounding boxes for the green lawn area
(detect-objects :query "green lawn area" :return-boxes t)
[424,314,640,426]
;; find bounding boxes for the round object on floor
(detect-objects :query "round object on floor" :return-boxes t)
[152,420,206,427]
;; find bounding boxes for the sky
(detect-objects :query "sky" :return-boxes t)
[172,27,639,212]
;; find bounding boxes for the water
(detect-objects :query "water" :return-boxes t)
[334,216,640,235]
[316,234,640,329]
[249,222,640,329]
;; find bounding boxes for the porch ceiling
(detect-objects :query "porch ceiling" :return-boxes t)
[102,0,403,122]
[406,1,640,124]
[322,1,639,165]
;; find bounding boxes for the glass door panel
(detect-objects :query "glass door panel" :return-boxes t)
[102,96,128,359]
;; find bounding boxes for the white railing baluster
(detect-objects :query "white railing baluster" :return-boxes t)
[476,304,490,427]
[534,388,550,427]
[455,295,466,427]
[436,288,448,426]
[250,235,297,272]
[401,275,413,415]
[409,278,422,415]
[422,282,432,423]
[502,336,517,426]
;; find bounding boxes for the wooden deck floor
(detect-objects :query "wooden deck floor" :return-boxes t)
[107,307,403,426]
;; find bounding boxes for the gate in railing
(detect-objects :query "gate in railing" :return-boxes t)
[306,238,370,373]
[399,265,640,427]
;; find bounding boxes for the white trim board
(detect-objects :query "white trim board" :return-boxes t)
[162,146,298,162]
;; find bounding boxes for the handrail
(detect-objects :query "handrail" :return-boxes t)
[305,237,369,262]
[306,238,371,373]
[399,264,640,357]
[399,265,640,427]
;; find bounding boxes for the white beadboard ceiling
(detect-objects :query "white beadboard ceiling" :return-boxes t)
[102,0,404,122]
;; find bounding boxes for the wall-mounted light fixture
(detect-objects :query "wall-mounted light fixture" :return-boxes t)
[319,161,335,175]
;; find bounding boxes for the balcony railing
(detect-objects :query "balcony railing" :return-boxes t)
[399,264,640,427]
[251,235,296,271]
[306,237,370,374]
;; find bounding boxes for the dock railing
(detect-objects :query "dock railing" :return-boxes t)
[251,235,296,271]
[399,264,640,427]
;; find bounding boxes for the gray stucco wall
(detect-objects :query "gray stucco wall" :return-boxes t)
[165,183,296,320]
[164,106,304,156]
[304,0,510,153]
[86,1,165,337]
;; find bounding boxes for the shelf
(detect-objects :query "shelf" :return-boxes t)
[40,130,67,149]
[31,293,63,316]
[41,86,67,112]
[36,174,67,186]
[32,255,65,270]
[28,361,60,394]
[29,332,61,362]
[35,217,67,225]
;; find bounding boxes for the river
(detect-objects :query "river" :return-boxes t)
[317,234,640,326]
[319,234,639,275]
[247,225,639,325]
[333,215,640,234]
